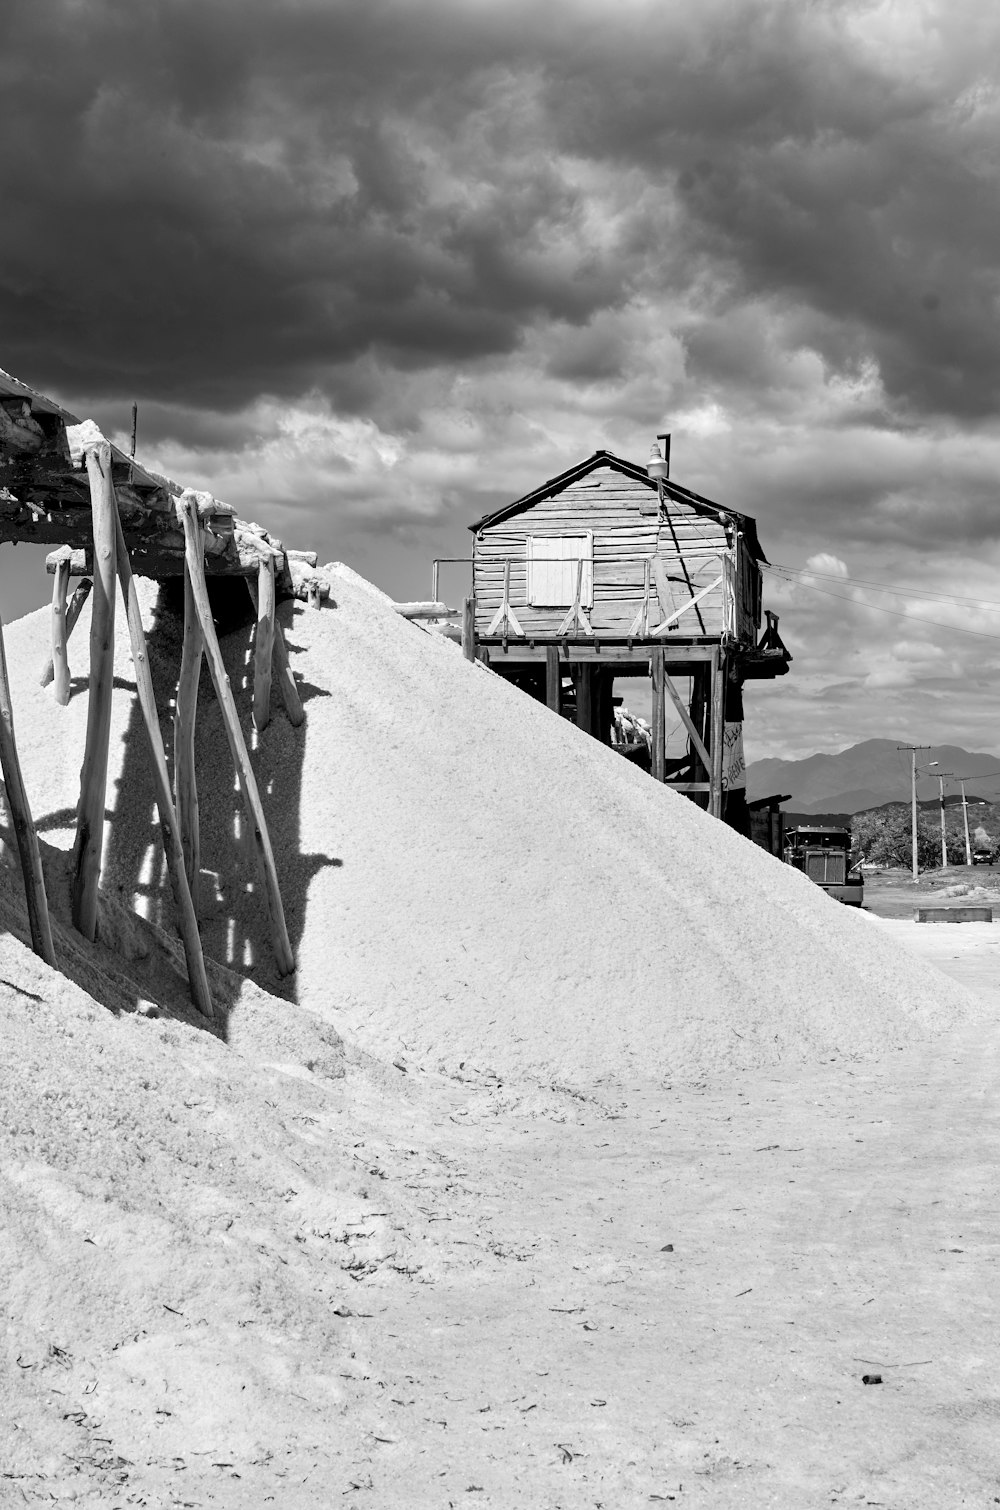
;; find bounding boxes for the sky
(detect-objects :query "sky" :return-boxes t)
[3,0,1000,760]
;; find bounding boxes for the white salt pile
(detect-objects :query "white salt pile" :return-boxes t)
[1,566,980,1085]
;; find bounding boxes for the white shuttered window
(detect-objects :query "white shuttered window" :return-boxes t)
[526,533,594,607]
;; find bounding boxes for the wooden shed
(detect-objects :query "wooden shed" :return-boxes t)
[467,446,790,827]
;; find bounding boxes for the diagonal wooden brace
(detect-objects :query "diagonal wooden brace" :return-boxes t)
[179,497,295,976]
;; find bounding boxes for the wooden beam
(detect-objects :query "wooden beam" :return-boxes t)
[0,616,55,966]
[40,577,91,689]
[252,555,276,733]
[709,647,725,819]
[113,505,214,1020]
[245,578,304,728]
[49,555,71,706]
[651,647,665,782]
[575,664,593,733]
[461,595,476,662]
[175,520,205,909]
[71,443,117,941]
[546,644,561,713]
[179,496,295,976]
[662,670,710,774]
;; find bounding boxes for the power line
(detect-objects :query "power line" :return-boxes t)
[765,560,1000,611]
[762,569,1000,641]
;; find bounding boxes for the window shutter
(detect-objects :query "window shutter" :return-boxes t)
[526,533,593,607]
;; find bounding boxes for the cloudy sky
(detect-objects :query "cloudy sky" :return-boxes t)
[3,0,1000,760]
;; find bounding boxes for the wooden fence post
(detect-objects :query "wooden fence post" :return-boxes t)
[71,442,117,941]
[179,498,295,976]
[252,555,276,733]
[40,578,92,689]
[651,647,665,782]
[50,556,71,706]
[112,507,214,1020]
[0,617,55,966]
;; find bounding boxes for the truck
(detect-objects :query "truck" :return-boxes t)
[783,825,864,906]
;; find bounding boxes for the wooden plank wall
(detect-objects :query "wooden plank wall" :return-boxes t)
[474,467,756,640]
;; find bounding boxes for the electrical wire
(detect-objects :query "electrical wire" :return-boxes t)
[765,560,1000,611]
[762,568,1000,641]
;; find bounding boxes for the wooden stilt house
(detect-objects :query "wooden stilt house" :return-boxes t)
[467,445,790,827]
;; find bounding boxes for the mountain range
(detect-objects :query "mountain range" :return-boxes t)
[746,739,1000,815]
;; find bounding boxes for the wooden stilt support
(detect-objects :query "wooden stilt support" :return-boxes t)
[71,443,117,942]
[112,507,214,1020]
[50,556,71,706]
[575,665,593,734]
[252,556,275,733]
[175,518,205,910]
[40,578,92,689]
[709,647,725,819]
[179,498,295,976]
[545,645,561,714]
[245,577,304,727]
[461,595,476,662]
[0,617,55,967]
[651,647,666,782]
[662,669,710,775]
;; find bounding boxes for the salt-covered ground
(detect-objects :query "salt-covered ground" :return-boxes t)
[1,572,998,1506]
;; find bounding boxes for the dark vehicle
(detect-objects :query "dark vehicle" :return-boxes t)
[784,826,864,906]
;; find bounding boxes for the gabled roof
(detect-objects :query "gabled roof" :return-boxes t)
[468,449,766,562]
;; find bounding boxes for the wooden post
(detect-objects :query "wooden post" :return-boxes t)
[179,498,295,976]
[175,519,205,910]
[709,647,725,819]
[71,442,117,941]
[651,647,665,782]
[50,556,71,706]
[0,617,55,967]
[575,665,593,734]
[461,595,476,662]
[253,556,276,733]
[40,578,92,688]
[272,618,305,726]
[113,508,214,1020]
[245,576,304,727]
[546,645,561,713]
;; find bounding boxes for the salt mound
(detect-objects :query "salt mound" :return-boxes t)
[2,570,980,1085]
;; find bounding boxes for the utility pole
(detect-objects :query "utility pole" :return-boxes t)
[897,745,930,882]
[934,771,954,871]
[956,777,973,866]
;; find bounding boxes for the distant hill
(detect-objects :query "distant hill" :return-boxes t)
[746,739,1000,815]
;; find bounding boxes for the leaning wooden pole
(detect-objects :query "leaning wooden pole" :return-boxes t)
[252,555,275,733]
[50,555,71,706]
[40,578,92,688]
[71,443,117,941]
[179,498,295,976]
[245,577,304,727]
[174,528,204,908]
[0,616,56,967]
[107,508,214,1020]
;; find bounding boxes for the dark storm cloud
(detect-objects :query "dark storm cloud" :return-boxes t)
[2,0,998,430]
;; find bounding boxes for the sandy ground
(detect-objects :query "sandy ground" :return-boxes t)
[3,909,998,1509]
[2,581,999,1507]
